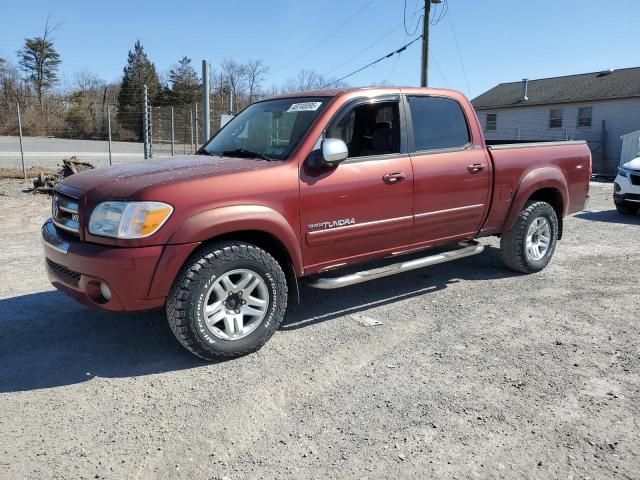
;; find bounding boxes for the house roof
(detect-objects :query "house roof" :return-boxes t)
[472,67,640,109]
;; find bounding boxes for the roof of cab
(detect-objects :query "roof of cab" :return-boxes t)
[266,86,463,101]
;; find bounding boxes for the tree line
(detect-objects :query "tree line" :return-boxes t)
[0,22,346,141]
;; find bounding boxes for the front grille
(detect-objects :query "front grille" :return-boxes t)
[630,174,640,186]
[46,258,81,283]
[52,192,80,236]
[625,193,640,201]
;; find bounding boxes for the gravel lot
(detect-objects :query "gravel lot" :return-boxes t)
[0,180,638,480]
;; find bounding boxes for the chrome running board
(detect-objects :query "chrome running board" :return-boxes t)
[306,242,484,289]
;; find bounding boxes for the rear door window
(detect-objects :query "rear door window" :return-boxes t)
[407,96,470,152]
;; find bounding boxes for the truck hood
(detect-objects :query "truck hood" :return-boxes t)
[61,155,271,199]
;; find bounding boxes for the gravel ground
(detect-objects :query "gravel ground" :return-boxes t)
[0,180,638,480]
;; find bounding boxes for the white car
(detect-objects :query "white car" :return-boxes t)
[614,157,640,215]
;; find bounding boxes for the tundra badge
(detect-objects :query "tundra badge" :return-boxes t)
[308,218,356,230]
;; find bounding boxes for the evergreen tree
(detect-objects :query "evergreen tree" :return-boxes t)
[117,40,160,139]
[169,57,200,105]
[17,28,61,111]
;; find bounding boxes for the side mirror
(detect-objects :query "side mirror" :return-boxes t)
[321,138,349,166]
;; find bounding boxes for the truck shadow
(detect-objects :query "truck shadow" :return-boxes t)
[575,209,640,225]
[283,245,511,330]
[0,245,514,393]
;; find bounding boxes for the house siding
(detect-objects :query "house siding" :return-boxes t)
[476,97,640,174]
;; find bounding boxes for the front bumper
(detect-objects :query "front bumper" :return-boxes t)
[41,220,196,312]
[614,173,640,204]
[613,192,640,204]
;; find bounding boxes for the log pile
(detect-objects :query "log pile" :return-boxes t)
[30,157,94,194]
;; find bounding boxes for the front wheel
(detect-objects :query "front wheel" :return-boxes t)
[166,241,288,361]
[501,201,559,274]
[615,201,638,216]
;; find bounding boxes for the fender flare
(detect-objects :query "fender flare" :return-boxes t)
[168,205,304,275]
[503,167,569,232]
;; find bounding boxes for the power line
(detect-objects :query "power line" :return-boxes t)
[386,32,407,83]
[446,1,472,96]
[324,6,423,78]
[271,0,376,74]
[430,0,448,25]
[430,51,449,87]
[322,35,423,88]
[403,0,423,36]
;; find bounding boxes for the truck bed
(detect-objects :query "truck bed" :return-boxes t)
[479,140,592,235]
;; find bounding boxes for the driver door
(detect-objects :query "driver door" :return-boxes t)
[299,96,414,273]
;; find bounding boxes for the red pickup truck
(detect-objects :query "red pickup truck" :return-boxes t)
[42,87,591,360]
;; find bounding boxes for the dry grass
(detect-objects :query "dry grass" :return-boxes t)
[0,167,57,180]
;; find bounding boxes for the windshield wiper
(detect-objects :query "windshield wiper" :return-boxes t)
[222,148,273,161]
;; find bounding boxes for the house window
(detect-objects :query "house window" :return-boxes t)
[486,113,497,131]
[549,109,563,128]
[577,107,592,127]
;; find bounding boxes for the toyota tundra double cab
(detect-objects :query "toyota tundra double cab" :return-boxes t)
[42,87,591,360]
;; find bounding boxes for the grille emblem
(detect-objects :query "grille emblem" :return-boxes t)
[52,196,60,219]
[72,213,80,222]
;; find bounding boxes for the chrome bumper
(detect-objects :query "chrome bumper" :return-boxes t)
[41,220,70,255]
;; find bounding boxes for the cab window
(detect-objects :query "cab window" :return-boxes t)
[326,101,401,158]
[408,96,470,151]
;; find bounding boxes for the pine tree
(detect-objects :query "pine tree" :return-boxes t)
[117,40,161,139]
[17,28,61,111]
[169,57,200,105]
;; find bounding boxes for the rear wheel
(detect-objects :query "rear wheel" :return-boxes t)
[166,241,288,361]
[501,201,559,274]
[615,201,638,216]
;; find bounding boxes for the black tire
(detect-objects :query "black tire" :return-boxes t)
[615,201,638,216]
[500,201,559,274]
[166,241,288,361]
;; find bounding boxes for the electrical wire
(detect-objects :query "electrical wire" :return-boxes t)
[324,6,423,78]
[430,0,448,25]
[446,1,472,96]
[321,35,423,88]
[271,0,376,74]
[403,0,423,36]
[430,51,449,87]
[386,33,406,83]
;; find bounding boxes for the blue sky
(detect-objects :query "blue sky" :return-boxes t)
[1,0,638,99]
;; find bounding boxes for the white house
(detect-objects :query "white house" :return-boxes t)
[472,67,640,174]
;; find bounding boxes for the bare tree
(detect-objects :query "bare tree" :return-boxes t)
[245,59,269,103]
[74,70,105,95]
[220,58,247,113]
[283,69,348,92]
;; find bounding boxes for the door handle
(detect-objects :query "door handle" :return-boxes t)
[467,164,485,173]
[383,172,407,184]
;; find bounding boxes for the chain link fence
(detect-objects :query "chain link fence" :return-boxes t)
[0,92,223,177]
[2,88,633,177]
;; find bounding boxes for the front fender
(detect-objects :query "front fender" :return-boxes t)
[168,205,304,275]
[503,167,568,231]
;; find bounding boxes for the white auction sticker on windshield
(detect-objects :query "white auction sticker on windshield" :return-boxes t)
[287,102,322,112]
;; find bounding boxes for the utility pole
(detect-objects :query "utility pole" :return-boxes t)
[421,0,442,87]
[143,85,149,160]
[420,0,432,87]
[202,60,211,142]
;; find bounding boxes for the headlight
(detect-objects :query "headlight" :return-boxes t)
[89,201,173,239]
[618,168,628,178]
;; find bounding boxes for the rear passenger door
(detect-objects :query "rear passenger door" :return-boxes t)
[406,95,491,246]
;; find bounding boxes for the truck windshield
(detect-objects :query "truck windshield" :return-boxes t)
[201,97,330,161]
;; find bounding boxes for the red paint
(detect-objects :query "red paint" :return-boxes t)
[42,87,591,311]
